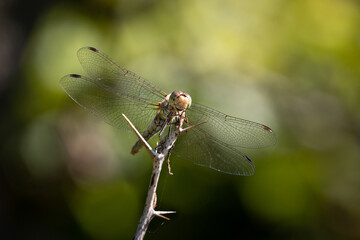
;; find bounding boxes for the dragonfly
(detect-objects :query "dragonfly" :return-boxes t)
[60,47,276,176]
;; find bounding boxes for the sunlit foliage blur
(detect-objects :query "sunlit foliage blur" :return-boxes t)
[1,0,360,239]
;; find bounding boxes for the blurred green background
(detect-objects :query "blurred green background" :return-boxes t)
[1,0,360,239]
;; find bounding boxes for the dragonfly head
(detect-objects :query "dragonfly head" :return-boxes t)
[169,90,192,111]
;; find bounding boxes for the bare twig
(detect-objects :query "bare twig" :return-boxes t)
[123,114,178,240]
[133,152,174,240]
[123,113,207,240]
[122,114,157,158]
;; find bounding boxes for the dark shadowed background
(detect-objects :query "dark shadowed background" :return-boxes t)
[1,0,360,239]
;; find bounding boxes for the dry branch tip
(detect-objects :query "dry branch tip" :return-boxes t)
[122,113,157,158]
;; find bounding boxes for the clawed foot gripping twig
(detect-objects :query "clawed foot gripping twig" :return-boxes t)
[122,113,206,240]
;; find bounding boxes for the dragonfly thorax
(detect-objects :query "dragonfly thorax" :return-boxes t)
[169,90,192,111]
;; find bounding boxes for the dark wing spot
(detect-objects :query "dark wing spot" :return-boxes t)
[88,47,99,52]
[262,125,273,133]
[243,155,252,163]
[70,74,81,78]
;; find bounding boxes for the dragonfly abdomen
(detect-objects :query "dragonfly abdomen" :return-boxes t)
[131,113,167,154]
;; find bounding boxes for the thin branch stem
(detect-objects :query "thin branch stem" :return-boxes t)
[133,153,169,240]
[123,113,207,240]
[122,113,157,158]
[123,114,177,240]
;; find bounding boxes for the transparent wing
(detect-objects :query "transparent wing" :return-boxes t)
[60,47,166,132]
[174,128,255,175]
[186,104,276,148]
[173,103,276,175]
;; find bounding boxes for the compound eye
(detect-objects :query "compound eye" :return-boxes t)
[169,91,181,103]
[183,93,192,108]
[175,95,189,111]
[169,91,192,111]
[175,93,192,111]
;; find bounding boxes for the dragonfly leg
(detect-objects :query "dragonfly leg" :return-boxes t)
[159,118,170,138]
[176,110,208,133]
[167,116,178,137]
[181,120,208,133]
